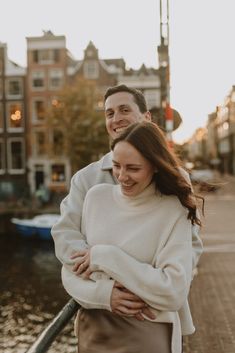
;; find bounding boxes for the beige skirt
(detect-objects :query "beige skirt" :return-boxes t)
[76,309,172,353]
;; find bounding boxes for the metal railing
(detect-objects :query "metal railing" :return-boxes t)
[26,299,80,353]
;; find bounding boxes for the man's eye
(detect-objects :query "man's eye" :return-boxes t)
[106,112,113,119]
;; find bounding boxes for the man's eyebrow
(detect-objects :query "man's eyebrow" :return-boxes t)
[119,104,130,109]
[112,159,141,167]
[105,104,130,112]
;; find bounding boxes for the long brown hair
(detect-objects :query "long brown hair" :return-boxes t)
[111,122,203,226]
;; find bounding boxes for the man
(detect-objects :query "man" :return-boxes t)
[52,84,202,319]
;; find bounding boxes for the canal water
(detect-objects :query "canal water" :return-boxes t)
[0,232,77,353]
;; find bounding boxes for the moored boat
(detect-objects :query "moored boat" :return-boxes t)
[11,214,60,240]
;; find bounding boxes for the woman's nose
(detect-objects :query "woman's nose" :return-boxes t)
[117,168,128,182]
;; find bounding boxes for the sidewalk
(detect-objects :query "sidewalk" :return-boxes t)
[183,253,235,353]
[183,178,235,353]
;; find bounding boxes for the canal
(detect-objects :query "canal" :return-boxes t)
[0,232,77,353]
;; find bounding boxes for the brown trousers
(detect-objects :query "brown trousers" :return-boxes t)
[76,309,172,353]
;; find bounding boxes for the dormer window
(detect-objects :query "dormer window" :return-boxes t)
[84,61,99,79]
[87,50,93,58]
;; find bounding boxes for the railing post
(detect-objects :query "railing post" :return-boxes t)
[26,299,80,353]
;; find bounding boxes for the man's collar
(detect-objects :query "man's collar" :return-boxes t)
[101,151,113,170]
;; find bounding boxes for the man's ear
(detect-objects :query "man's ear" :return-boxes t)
[144,111,152,121]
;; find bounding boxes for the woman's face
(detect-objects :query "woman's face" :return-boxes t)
[112,141,155,197]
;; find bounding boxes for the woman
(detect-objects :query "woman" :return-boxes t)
[62,122,202,353]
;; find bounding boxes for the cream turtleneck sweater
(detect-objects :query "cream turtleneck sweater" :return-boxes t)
[62,182,194,353]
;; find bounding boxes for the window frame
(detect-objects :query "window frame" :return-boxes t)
[32,97,47,123]
[0,138,5,174]
[51,163,66,183]
[83,61,99,79]
[33,129,47,156]
[31,70,45,91]
[48,68,64,90]
[0,102,3,132]
[7,137,25,174]
[5,77,23,99]
[6,101,24,132]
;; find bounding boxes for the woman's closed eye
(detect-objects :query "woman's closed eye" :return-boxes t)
[128,167,141,172]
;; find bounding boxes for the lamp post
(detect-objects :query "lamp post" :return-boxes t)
[157,0,174,145]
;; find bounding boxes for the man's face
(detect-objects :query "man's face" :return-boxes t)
[104,92,151,139]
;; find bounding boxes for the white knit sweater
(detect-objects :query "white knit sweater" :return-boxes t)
[62,182,194,353]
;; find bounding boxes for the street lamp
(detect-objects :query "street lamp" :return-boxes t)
[158,0,174,144]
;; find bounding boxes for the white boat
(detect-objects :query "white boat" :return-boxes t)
[11,214,60,240]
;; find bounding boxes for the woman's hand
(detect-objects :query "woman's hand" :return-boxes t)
[71,253,156,321]
[111,282,156,321]
[70,249,92,279]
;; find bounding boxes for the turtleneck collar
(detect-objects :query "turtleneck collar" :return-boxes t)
[112,182,162,211]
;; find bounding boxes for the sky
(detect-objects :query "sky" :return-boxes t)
[1,0,235,143]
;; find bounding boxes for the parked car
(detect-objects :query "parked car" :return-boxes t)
[190,169,219,192]
[190,169,214,183]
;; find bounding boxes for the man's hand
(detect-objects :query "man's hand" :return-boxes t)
[70,253,156,322]
[70,249,91,278]
[111,282,156,321]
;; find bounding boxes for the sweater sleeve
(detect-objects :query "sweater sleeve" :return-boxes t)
[90,213,192,312]
[51,172,89,266]
[61,265,115,311]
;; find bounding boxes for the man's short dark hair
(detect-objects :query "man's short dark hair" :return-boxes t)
[104,84,148,113]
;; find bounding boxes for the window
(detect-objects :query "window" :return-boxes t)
[0,139,5,173]
[54,49,60,62]
[0,78,2,98]
[39,49,52,63]
[7,102,24,131]
[32,99,46,122]
[6,78,23,97]
[49,69,64,90]
[84,61,99,79]
[8,138,25,173]
[33,50,39,63]
[32,71,45,90]
[51,164,65,182]
[0,103,3,131]
[32,49,60,64]
[53,129,64,155]
[34,131,46,156]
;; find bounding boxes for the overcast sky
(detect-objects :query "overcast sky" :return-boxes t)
[1,0,235,143]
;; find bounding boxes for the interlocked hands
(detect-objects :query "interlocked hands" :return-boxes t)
[70,249,156,321]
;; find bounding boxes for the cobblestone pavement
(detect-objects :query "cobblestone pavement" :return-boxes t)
[183,175,235,353]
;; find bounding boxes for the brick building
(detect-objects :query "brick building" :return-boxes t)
[0,42,27,201]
